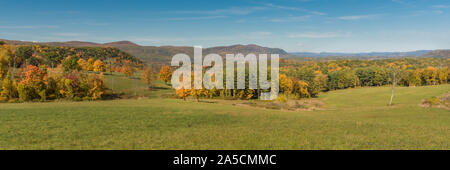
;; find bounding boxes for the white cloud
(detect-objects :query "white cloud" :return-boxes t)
[171,3,325,17]
[269,15,312,22]
[235,19,246,23]
[52,33,86,37]
[434,10,444,14]
[160,16,227,21]
[173,6,266,15]
[392,0,406,4]
[288,32,351,38]
[432,5,450,9]
[338,14,380,20]
[126,37,187,44]
[263,3,326,15]
[125,31,272,45]
[248,31,272,36]
[0,25,59,29]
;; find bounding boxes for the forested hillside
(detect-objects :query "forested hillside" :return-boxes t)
[1,39,289,65]
[0,41,146,102]
[425,50,450,58]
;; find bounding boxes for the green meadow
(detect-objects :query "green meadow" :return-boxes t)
[0,73,448,150]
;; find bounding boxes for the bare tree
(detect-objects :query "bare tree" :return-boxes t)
[389,69,397,106]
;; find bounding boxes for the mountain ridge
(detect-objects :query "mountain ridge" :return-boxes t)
[0,39,289,64]
[290,50,435,57]
[1,39,448,63]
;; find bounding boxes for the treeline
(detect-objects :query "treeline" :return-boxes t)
[157,66,274,101]
[279,58,449,100]
[3,43,142,69]
[1,65,105,102]
[164,57,449,101]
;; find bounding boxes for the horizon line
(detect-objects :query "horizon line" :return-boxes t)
[1,38,447,54]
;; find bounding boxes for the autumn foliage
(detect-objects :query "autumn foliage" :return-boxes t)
[0,64,106,102]
[141,66,156,88]
[158,65,172,84]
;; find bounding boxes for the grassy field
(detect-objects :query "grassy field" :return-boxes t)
[0,80,448,149]
[103,72,173,98]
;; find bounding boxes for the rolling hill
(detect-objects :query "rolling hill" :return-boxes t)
[291,50,433,58]
[0,39,288,64]
[2,38,447,65]
[424,50,450,58]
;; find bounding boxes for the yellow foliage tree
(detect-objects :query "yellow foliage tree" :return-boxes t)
[176,87,190,101]
[438,67,448,84]
[87,58,95,71]
[0,45,11,79]
[77,58,87,71]
[121,60,134,77]
[190,88,205,102]
[279,74,294,94]
[93,60,105,73]
[158,65,172,84]
[141,67,156,88]
[88,73,105,100]
[294,80,310,98]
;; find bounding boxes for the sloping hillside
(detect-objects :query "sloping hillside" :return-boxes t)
[1,39,288,64]
[424,50,450,58]
[291,50,433,58]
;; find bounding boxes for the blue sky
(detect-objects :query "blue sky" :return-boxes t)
[0,0,449,52]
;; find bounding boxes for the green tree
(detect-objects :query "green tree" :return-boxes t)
[0,46,11,79]
[62,56,79,72]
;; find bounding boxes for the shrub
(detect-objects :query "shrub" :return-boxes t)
[17,83,31,102]
[0,73,18,100]
[88,73,105,100]
[276,93,288,103]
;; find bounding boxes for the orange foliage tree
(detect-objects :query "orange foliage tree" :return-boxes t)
[158,65,172,84]
[77,58,87,71]
[141,67,156,88]
[176,87,190,101]
[93,60,105,73]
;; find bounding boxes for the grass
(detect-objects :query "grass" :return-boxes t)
[103,72,173,98]
[0,77,448,149]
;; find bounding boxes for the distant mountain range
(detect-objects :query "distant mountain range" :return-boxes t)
[290,50,434,57]
[0,39,288,64]
[424,50,450,58]
[1,39,448,64]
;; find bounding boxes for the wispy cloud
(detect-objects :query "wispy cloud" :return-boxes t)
[126,37,187,44]
[36,10,81,15]
[0,25,59,29]
[434,10,444,14]
[411,9,444,16]
[338,14,380,20]
[432,5,450,9]
[170,2,325,17]
[269,15,312,22]
[235,19,246,23]
[392,0,407,4]
[161,15,227,21]
[263,3,326,15]
[288,32,351,38]
[248,31,272,36]
[84,22,110,26]
[52,33,86,37]
[391,0,416,7]
[127,31,272,44]
[172,6,266,15]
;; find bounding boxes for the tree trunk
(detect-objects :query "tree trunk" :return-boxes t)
[111,76,114,92]
[134,77,137,97]
[389,71,396,106]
